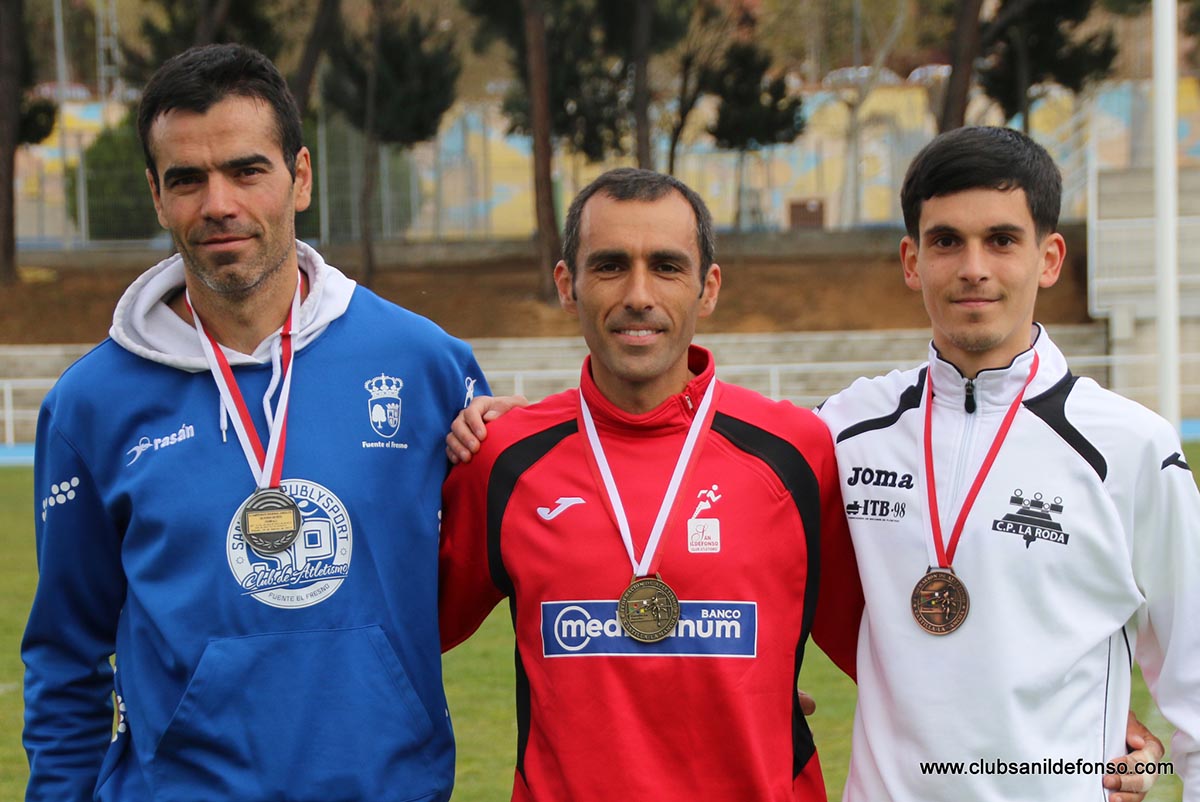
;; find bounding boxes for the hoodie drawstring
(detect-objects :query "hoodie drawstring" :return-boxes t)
[263,338,283,428]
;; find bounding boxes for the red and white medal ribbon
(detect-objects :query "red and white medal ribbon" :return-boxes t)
[579,378,717,578]
[187,275,302,490]
[922,352,1039,568]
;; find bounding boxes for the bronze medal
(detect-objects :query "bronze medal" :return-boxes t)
[617,575,680,643]
[240,488,302,555]
[910,568,970,635]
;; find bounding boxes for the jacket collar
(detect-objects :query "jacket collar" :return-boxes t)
[927,324,1070,412]
[578,345,717,433]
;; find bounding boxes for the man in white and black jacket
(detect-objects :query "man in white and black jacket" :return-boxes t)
[819,126,1199,802]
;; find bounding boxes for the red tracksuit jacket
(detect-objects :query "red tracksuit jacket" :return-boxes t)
[440,346,862,801]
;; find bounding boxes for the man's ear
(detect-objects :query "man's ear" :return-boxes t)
[1038,231,1066,289]
[292,147,313,213]
[698,263,721,318]
[900,236,921,292]
[553,261,576,313]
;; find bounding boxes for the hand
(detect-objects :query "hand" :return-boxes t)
[1102,711,1165,802]
[445,395,529,464]
[797,689,816,716]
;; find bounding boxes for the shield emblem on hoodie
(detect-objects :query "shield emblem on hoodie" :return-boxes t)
[364,374,403,438]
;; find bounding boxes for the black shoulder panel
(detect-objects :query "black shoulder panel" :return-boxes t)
[485,418,578,782]
[1023,373,1107,481]
[835,367,927,444]
[486,419,578,598]
[710,411,821,778]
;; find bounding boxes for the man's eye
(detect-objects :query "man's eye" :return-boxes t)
[932,235,956,248]
[993,234,1015,247]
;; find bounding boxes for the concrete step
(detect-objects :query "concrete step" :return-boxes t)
[0,324,1113,444]
[0,345,92,379]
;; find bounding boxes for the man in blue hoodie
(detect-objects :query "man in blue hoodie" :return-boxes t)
[22,44,483,802]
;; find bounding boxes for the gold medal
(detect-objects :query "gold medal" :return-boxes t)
[910,568,970,635]
[240,488,302,555]
[617,575,680,643]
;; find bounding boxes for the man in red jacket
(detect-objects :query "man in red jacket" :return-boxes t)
[438,168,863,802]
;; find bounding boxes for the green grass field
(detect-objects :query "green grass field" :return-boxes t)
[3,444,1196,799]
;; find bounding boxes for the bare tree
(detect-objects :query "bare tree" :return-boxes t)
[837,0,907,228]
[521,0,560,301]
[665,0,733,176]
[323,3,459,288]
[0,0,24,286]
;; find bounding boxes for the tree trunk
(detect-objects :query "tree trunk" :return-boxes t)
[0,0,23,286]
[734,149,745,233]
[359,135,379,288]
[939,0,985,132]
[841,101,861,229]
[667,53,698,176]
[194,0,234,46]
[521,0,560,301]
[632,0,653,170]
[838,0,906,229]
[1010,26,1031,133]
[290,0,342,116]
[359,0,384,289]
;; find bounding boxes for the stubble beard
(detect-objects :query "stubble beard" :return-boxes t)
[947,328,1005,355]
[178,220,293,302]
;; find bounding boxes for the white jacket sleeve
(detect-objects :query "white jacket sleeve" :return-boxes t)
[1129,429,1200,801]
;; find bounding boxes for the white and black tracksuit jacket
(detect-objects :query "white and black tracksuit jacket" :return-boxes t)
[819,325,1200,802]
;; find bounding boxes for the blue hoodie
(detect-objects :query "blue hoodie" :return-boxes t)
[23,242,486,802]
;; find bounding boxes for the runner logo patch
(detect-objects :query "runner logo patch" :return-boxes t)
[542,600,756,658]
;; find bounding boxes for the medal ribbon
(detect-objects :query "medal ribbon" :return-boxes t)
[923,352,1039,568]
[187,274,301,490]
[579,378,717,579]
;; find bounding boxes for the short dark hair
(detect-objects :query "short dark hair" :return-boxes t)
[137,44,303,189]
[900,126,1061,240]
[561,168,716,282]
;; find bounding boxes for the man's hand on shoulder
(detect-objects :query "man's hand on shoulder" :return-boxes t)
[446,395,529,464]
[1102,711,1165,802]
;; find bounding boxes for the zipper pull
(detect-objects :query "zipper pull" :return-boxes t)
[964,380,976,413]
[684,393,694,411]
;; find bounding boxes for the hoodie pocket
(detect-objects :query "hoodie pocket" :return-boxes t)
[150,626,445,802]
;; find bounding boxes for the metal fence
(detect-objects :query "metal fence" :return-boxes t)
[14,80,1182,249]
[7,352,1198,448]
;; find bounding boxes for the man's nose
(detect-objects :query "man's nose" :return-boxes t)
[958,241,989,282]
[201,175,239,220]
[623,264,655,310]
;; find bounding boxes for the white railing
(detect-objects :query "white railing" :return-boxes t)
[1,379,56,447]
[5,352,1198,448]
[486,352,1199,411]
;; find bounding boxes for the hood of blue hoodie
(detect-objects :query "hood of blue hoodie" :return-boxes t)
[109,240,356,372]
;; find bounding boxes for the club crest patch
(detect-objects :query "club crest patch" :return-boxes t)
[227,479,352,608]
[991,489,1070,548]
[365,374,403,438]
